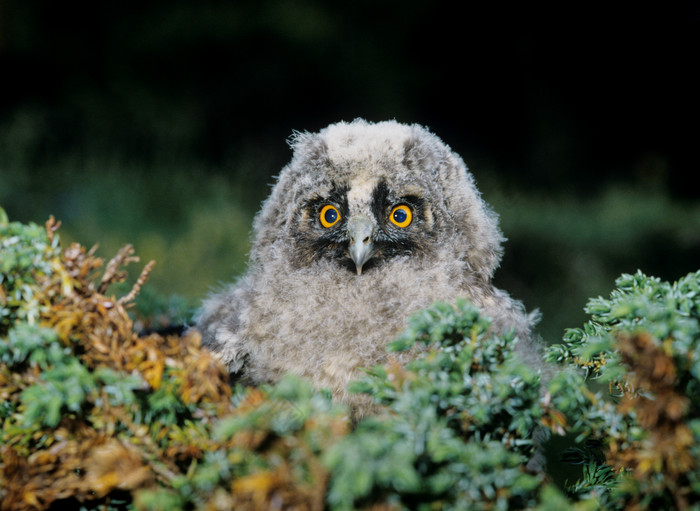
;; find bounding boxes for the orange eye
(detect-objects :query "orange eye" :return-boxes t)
[390,205,412,228]
[320,204,341,228]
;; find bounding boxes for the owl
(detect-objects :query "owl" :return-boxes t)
[196,119,541,411]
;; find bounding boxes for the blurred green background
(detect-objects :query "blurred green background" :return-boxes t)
[1,1,698,343]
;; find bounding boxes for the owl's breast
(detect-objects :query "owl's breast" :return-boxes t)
[238,252,470,395]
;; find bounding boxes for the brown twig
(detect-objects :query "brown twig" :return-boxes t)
[44,215,62,243]
[118,260,156,305]
[99,245,140,294]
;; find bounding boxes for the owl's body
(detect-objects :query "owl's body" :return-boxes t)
[196,119,541,408]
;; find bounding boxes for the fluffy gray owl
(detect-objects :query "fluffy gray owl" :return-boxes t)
[196,119,541,412]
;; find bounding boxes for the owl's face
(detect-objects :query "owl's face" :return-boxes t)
[251,119,504,283]
[291,178,436,275]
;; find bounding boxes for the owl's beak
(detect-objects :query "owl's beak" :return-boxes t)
[347,215,376,275]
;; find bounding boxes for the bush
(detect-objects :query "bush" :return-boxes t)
[2,206,700,510]
[546,269,700,509]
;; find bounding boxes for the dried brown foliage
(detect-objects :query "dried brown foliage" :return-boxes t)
[608,332,695,510]
[1,238,221,508]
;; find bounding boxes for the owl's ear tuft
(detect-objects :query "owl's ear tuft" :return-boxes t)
[289,130,330,168]
[402,135,426,170]
[402,131,442,172]
[402,135,419,157]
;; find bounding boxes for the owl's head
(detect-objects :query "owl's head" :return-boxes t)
[251,119,504,282]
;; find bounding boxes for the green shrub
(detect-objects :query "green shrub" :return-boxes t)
[326,300,544,510]
[0,210,60,335]
[547,269,700,509]
[2,206,700,510]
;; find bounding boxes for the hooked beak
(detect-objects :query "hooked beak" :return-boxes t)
[347,215,376,275]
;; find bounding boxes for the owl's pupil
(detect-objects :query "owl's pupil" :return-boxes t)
[324,208,338,224]
[393,209,407,224]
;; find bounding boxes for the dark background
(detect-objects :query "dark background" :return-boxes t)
[1,0,698,342]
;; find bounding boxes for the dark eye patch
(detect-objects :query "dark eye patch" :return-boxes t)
[371,180,425,227]
[292,187,349,268]
[305,186,349,226]
[366,179,433,260]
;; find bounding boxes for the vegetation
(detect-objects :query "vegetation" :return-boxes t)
[546,269,700,509]
[2,207,700,510]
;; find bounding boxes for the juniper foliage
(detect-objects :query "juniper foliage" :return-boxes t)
[326,300,544,510]
[0,210,60,335]
[547,269,700,509]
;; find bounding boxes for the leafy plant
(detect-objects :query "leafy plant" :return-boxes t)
[547,269,700,509]
[326,300,545,510]
[0,211,61,335]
